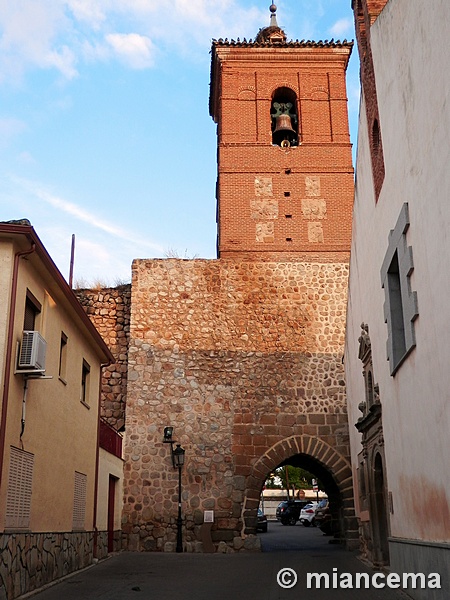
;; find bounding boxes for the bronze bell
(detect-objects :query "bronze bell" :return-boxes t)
[273,113,296,136]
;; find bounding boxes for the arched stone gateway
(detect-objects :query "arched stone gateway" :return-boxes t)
[76,6,356,555]
[78,256,356,553]
[243,435,358,549]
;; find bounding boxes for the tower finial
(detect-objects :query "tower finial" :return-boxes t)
[269,4,278,28]
[255,3,286,43]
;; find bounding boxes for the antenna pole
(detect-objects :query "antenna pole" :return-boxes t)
[69,234,75,288]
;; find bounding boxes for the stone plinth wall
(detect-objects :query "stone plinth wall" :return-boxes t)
[0,532,93,600]
[124,258,354,552]
[95,530,122,561]
[76,285,131,430]
[0,529,123,600]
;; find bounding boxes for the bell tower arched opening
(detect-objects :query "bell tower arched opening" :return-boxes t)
[271,87,299,147]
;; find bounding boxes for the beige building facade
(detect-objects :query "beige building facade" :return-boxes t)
[0,220,118,600]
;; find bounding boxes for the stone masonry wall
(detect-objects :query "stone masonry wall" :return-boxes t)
[0,529,122,600]
[0,532,93,600]
[75,285,131,430]
[123,258,353,552]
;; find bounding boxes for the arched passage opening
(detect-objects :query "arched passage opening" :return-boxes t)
[242,435,358,550]
[276,453,342,534]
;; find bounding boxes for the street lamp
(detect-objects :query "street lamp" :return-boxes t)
[173,443,185,553]
[163,428,186,553]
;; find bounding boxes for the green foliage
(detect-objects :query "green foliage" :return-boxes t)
[265,473,281,489]
[280,465,313,489]
[264,466,323,491]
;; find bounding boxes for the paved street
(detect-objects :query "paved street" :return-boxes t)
[31,523,412,600]
[260,519,330,553]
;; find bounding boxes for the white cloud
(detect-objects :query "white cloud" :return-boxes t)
[81,39,110,62]
[0,0,268,82]
[10,176,164,253]
[329,17,353,38]
[44,45,78,79]
[0,0,78,82]
[0,1,354,85]
[76,238,115,268]
[34,221,132,286]
[73,238,135,286]
[36,187,163,252]
[66,0,107,29]
[106,33,155,69]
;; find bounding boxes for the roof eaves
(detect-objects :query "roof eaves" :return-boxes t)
[0,222,114,364]
[211,38,353,49]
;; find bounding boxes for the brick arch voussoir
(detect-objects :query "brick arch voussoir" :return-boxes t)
[268,82,299,98]
[243,435,351,518]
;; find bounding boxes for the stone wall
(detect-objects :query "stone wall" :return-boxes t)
[0,529,123,600]
[123,258,354,552]
[0,532,93,600]
[75,285,131,430]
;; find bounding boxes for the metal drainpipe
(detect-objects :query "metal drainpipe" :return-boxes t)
[20,377,30,440]
[0,243,36,489]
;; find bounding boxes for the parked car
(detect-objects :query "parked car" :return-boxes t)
[257,508,268,532]
[275,500,308,525]
[314,499,335,535]
[299,502,319,526]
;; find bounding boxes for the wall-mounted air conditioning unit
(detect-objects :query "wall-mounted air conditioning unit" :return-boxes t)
[18,331,47,371]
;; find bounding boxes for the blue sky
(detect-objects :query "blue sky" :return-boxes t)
[0,0,359,286]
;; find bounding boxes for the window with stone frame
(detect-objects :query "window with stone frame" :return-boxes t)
[365,369,375,409]
[380,203,418,375]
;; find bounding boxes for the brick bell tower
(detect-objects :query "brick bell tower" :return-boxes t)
[209,4,354,261]
[115,4,359,555]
